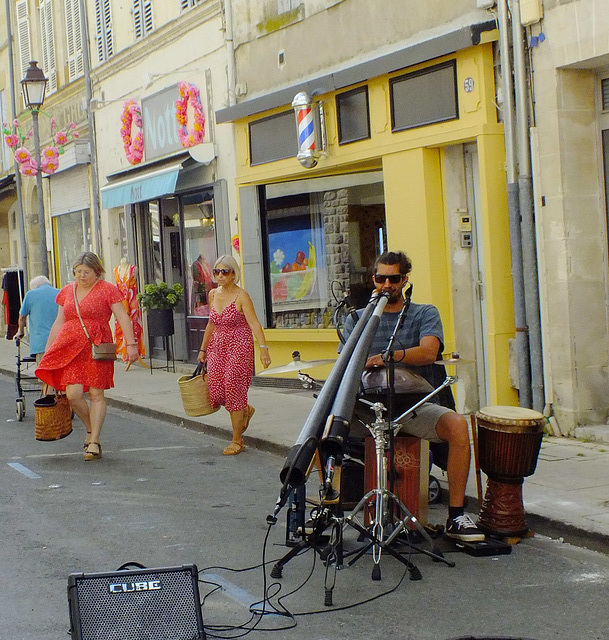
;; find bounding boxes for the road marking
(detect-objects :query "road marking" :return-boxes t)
[25,445,197,459]
[8,462,41,479]
[201,573,257,609]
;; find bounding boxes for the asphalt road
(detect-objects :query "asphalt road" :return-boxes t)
[1,374,608,640]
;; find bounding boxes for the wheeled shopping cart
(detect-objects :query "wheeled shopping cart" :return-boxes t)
[14,337,41,420]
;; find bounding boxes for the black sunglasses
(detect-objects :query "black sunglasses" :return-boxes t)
[213,268,233,276]
[373,274,404,284]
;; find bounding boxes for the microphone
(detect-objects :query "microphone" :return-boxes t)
[267,486,290,524]
[322,456,339,501]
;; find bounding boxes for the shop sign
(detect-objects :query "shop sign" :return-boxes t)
[142,85,183,161]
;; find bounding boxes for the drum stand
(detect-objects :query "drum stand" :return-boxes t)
[342,388,455,581]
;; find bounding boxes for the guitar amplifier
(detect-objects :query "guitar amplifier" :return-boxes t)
[67,564,205,640]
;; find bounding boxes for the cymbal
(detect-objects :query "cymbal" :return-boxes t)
[258,351,335,375]
[434,355,475,365]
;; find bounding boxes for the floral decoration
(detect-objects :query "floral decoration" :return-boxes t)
[231,234,240,255]
[120,100,144,165]
[175,82,205,148]
[2,116,79,176]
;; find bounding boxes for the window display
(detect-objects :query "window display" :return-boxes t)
[53,209,92,286]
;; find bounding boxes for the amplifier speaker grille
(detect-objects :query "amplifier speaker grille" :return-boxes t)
[67,564,205,640]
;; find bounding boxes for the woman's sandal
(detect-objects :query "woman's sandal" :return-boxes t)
[223,442,245,456]
[84,442,102,461]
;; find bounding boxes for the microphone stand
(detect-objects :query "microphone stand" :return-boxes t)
[381,284,413,520]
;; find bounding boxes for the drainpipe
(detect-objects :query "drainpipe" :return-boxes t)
[511,0,544,412]
[497,0,531,408]
[4,0,29,288]
[79,0,102,254]
[224,0,236,106]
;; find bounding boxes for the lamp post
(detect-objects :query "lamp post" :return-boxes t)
[21,61,49,278]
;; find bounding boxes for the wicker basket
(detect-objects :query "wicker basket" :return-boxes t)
[178,366,219,417]
[34,394,73,441]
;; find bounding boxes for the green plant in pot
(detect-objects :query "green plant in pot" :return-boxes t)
[137,282,183,336]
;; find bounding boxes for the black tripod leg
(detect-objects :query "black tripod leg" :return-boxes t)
[346,517,422,580]
[270,540,309,579]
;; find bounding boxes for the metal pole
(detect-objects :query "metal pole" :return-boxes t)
[4,0,28,288]
[511,0,544,412]
[78,0,102,254]
[497,0,531,407]
[31,110,49,278]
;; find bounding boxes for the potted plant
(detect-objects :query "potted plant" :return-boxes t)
[137,282,184,336]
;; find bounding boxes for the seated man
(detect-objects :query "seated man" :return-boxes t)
[340,250,484,542]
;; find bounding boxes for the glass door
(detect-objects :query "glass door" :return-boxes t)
[182,190,218,362]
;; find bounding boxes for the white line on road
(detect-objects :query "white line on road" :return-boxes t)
[7,462,41,479]
[201,573,258,609]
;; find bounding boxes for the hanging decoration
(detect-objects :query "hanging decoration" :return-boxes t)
[120,100,144,165]
[175,82,205,148]
[2,117,79,176]
[231,234,240,255]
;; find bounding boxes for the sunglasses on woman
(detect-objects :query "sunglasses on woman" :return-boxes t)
[213,268,233,276]
[373,274,404,284]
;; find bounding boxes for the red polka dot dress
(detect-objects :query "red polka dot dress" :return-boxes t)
[35,280,123,391]
[207,299,253,412]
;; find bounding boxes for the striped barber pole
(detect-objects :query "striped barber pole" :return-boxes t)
[292,91,318,168]
[297,107,316,154]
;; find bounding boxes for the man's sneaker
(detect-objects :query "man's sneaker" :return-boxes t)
[445,514,485,542]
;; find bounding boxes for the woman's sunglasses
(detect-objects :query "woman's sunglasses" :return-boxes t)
[213,268,233,276]
[373,274,404,284]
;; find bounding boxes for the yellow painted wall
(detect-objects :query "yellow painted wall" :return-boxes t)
[232,41,517,405]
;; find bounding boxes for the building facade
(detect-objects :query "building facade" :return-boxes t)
[217,0,518,413]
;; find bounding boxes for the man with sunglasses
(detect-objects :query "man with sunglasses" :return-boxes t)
[341,250,484,542]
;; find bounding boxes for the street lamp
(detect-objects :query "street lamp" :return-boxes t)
[21,61,49,278]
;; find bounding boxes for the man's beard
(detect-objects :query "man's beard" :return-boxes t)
[387,290,403,304]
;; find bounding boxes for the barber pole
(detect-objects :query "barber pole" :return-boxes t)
[292,92,318,168]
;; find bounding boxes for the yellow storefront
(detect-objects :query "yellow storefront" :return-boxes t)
[218,35,518,411]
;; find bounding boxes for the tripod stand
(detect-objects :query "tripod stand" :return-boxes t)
[343,378,456,580]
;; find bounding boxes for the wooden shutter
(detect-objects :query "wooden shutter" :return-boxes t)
[133,0,153,39]
[65,0,83,80]
[39,0,57,93]
[16,0,32,78]
[94,0,113,62]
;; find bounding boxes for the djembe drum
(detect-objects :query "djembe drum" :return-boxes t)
[475,406,545,537]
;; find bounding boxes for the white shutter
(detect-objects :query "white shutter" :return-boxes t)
[39,0,57,94]
[49,166,90,216]
[133,0,143,39]
[65,0,83,81]
[133,0,153,40]
[16,0,32,78]
[95,0,113,62]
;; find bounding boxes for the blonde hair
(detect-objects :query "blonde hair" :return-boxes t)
[213,255,240,284]
[73,252,105,277]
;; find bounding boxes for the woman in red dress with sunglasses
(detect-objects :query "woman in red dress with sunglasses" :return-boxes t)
[197,255,271,455]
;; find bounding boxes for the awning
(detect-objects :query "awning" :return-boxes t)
[100,161,183,209]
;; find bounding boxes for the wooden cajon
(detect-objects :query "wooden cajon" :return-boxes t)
[364,436,429,525]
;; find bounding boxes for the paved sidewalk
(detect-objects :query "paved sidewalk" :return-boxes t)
[3,337,609,553]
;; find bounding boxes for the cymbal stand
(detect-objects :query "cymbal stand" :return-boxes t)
[343,383,456,581]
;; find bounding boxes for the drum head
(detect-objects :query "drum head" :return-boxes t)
[478,405,544,426]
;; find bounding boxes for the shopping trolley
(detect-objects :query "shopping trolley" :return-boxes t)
[14,337,42,421]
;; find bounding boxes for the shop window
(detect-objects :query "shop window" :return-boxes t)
[249,111,298,166]
[336,86,370,145]
[183,192,218,318]
[53,209,92,287]
[262,172,385,329]
[390,60,458,132]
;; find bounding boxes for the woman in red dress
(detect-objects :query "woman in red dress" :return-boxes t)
[197,255,272,455]
[36,253,138,460]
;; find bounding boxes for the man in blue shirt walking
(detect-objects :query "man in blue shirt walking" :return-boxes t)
[15,276,60,360]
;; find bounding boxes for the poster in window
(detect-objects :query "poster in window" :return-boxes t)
[268,215,325,312]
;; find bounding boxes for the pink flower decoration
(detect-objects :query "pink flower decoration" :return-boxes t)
[120,100,144,165]
[4,134,19,149]
[175,82,205,148]
[19,160,38,176]
[41,157,59,174]
[54,132,68,145]
[14,147,32,164]
[231,235,240,255]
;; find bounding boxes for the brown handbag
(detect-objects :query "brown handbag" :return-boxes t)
[177,363,219,417]
[73,283,117,361]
